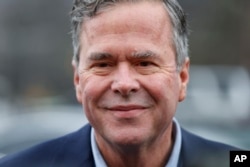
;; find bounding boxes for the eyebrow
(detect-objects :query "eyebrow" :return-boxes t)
[131,50,158,59]
[88,52,113,61]
[88,50,158,61]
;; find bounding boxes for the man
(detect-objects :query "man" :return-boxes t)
[0,0,238,167]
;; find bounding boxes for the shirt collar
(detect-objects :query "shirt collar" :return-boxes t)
[91,128,107,167]
[91,118,182,167]
[166,118,182,167]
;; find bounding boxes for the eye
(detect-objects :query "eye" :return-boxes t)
[134,60,160,75]
[97,62,110,68]
[90,61,114,68]
[88,62,114,76]
[138,61,154,67]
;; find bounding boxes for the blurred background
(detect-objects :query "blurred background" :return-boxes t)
[0,0,250,158]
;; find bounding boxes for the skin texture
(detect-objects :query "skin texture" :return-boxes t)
[72,1,189,167]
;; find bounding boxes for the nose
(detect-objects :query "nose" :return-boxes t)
[111,63,140,96]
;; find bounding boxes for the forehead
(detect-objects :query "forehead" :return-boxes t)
[81,1,173,45]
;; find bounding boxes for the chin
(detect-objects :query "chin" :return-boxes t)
[107,128,152,148]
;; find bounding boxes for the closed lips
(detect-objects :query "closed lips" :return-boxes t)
[106,105,147,111]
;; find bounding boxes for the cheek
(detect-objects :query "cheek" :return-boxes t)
[78,75,103,125]
[79,74,110,108]
[147,74,179,98]
[80,77,97,104]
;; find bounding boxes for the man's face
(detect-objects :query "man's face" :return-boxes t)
[73,1,189,146]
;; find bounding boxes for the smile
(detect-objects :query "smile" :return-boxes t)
[107,105,147,111]
[105,105,148,118]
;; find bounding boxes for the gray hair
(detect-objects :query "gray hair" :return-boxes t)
[70,0,189,70]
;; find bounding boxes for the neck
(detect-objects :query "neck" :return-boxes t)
[95,123,174,167]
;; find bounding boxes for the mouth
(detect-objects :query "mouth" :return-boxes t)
[104,105,148,118]
[107,105,146,111]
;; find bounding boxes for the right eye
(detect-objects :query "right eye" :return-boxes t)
[91,61,113,68]
[89,62,114,76]
[96,62,110,68]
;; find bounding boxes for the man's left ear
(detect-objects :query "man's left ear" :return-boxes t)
[178,58,190,102]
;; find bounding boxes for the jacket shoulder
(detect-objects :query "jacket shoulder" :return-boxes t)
[180,128,239,167]
[0,124,94,167]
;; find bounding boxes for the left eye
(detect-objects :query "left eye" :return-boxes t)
[138,61,153,67]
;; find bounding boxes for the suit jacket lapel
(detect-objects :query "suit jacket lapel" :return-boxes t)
[52,124,95,167]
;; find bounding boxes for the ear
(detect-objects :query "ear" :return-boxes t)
[178,58,190,102]
[72,60,82,103]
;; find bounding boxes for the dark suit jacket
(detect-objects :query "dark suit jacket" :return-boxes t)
[0,124,237,167]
